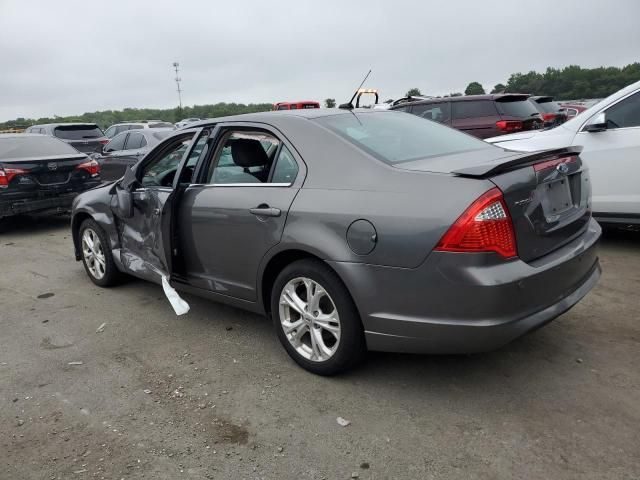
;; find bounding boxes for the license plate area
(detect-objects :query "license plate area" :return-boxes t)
[541,173,580,222]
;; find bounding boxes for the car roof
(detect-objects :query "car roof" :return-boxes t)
[181,108,375,130]
[391,94,531,107]
[30,122,99,127]
[0,133,48,139]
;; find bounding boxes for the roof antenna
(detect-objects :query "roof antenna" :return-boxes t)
[339,69,372,110]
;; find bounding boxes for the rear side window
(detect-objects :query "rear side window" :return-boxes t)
[54,125,104,140]
[315,112,490,165]
[271,146,299,184]
[125,132,146,150]
[452,101,497,119]
[0,136,79,159]
[495,98,540,118]
[105,133,127,152]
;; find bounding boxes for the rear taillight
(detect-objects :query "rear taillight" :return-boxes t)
[533,156,578,173]
[435,188,517,259]
[495,120,523,133]
[76,159,100,177]
[99,139,109,145]
[0,167,28,188]
[542,113,556,122]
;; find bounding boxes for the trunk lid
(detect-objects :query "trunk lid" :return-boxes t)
[397,146,591,262]
[1,153,92,194]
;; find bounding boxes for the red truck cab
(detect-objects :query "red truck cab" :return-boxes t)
[273,101,320,110]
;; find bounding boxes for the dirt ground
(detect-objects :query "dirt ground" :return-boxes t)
[1,215,639,480]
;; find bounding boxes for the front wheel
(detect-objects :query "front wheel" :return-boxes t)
[79,219,122,287]
[271,259,366,375]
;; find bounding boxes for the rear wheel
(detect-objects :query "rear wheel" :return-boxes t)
[79,219,121,287]
[271,259,366,375]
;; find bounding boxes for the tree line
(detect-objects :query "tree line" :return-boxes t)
[405,62,640,100]
[3,63,639,130]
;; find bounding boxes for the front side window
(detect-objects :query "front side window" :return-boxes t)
[315,111,491,165]
[207,131,280,184]
[452,101,497,119]
[605,92,640,129]
[140,135,192,187]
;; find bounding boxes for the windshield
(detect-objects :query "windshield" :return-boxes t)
[314,111,491,165]
[54,125,104,140]
[0,135,80,159]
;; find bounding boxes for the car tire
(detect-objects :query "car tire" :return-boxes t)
[271,259,366,375]
[79,219,122,287]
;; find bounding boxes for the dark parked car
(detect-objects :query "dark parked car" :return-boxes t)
[71,109,600,375]
[104,121,175,139]
[94,129,174,181]
[390,94,544,138]
[24,123,108,154]
[530,96,568,127]
[0,134,101,219]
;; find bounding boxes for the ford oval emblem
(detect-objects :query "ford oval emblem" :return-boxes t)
[556,162,570,174]
[47,162,58,171]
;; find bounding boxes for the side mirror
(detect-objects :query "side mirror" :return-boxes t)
[584,112,607,132]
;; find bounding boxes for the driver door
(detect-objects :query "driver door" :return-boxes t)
[115,131,200,283]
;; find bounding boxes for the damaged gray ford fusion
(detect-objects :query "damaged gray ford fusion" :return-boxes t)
[70,109,601,375]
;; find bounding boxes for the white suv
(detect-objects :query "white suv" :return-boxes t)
[486,80,640,226]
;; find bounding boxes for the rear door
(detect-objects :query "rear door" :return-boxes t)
[98,132,130,181]
[451,100,500,138]
[176,124,305,301]
[53,125,105,153]
[115,131,199,283]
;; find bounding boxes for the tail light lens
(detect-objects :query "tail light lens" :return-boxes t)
[435,188,517,259]
[0,167,28,188]
[76,159,100,177]
[495,120,523,133]
[99,139,109,145]
[542,113,556,122]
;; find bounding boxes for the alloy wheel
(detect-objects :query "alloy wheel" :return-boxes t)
[279,277,341,362]
[81,228,106,280]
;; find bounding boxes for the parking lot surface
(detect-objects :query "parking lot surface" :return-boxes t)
[1,215,639,480]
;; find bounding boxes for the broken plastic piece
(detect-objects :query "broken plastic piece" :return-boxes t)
[161,275,190,316]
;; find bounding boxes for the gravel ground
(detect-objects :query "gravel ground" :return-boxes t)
[1,214,639,480]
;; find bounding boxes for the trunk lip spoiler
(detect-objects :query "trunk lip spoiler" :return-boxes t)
[0,153,88,163]
[452,146,583,178]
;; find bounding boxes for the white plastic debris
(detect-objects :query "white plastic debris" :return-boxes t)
[143,389,152,394]
[96,322,106,333]
[161,275,190,315]
[68,361,83,366]
[336,416,351,427]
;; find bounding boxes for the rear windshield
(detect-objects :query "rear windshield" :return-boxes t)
[149,122,174,129]
[495,98,540,118]
[533,99,558,113]
[0,135,80,159]
[54,125,104,140]
[315,112,491,165]
[152,131,173,141]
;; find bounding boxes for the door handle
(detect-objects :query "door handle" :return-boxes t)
[249,205,281,217]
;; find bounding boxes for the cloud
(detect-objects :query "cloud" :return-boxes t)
[1,0,638,120]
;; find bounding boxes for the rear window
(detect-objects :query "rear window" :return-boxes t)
[314,112,491,165]
[54,125,104,140]
[533,99,558,113]
[0,135,80,159]
[149,122,174,129]
[495,98,540,118]
[452,101,497,119]
[152,131,173,141]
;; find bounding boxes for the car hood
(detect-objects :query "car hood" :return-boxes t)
[485,124,576,152]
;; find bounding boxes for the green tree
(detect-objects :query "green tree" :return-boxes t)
[464,82,485,95]
[490,83,506,94]
[406,88,422,97]
[324,98,336,108]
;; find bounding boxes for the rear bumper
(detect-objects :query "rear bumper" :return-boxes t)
[329,218,601,354]
[0,189,97,217]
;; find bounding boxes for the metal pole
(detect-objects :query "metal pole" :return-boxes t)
[172,62,183,110]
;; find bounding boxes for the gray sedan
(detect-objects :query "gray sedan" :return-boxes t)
[70,109,601,374]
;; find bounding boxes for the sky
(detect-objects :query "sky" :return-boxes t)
[1,0,639,121]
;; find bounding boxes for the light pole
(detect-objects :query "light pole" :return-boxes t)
[172,62,183,111]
